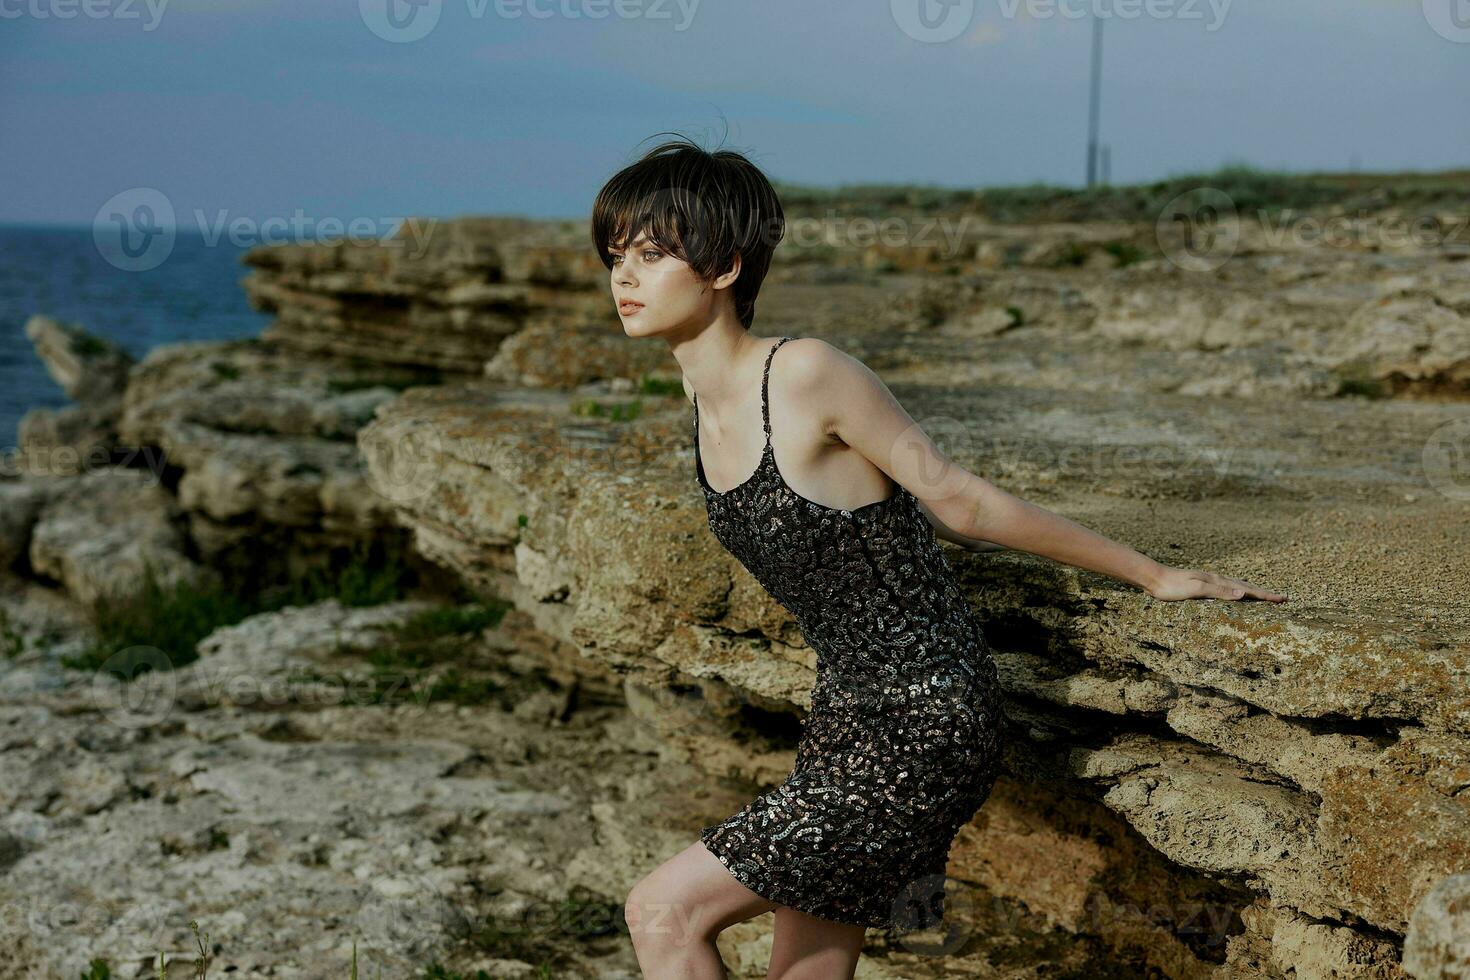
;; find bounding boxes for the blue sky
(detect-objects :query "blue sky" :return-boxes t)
[2,0,1466,227]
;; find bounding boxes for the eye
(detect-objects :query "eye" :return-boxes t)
[642,248,662,261]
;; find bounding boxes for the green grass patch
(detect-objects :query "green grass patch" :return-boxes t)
[72,334,112,357]
[271,541,411,609]
[326,368,444,393]
[636,375,684,397]
[1,607,26,659]
[392,602,507,643]
[61,540,414,676]
[1100,239,1147,267]
[280,596,514,708]
[1331,359,1388,399]
[62,558,258,675]
[776,164,1470,225]
[1051,241,1091,267]
[460,886,619,977]
[571,398,643,422]
[1336,375,1387,399]
[419,965,502,980]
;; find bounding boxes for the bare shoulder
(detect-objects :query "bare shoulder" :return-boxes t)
[770,337,882,435]
[771,336,867,385]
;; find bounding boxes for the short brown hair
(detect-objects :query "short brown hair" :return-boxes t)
[591,134,785,331]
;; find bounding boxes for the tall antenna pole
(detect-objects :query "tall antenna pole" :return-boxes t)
[1086,13,1104,187]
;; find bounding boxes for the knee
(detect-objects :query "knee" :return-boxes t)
[624,877,654,932]
[625,877,716,949]
[625,878,669,944]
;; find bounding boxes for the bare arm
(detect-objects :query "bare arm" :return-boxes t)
[790,339,1286,602]
[910,496,1009,553]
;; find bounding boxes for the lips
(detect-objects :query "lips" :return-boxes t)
[619,301,645,314]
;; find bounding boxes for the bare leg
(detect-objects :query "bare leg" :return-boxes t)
[765,905,866,980]
[626,839,780,978]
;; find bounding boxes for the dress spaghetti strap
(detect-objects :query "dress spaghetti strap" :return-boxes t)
[759,336,794,448]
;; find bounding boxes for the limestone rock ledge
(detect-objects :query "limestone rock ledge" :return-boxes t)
[14,314,136,476]
[241,217,608,373]
[361,363,1470,977]
[114,336,441,585]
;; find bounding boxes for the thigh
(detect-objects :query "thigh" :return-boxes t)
[628,839,781,944]
[767,905,867,980]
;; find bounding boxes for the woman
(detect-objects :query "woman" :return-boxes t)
[593,136,1286,980]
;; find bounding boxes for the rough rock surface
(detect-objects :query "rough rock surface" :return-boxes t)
[3,203,1468,977]
[0,594,646,979]
[351,210,1468,976]
[1402,872,1470,979]
[484,321,673,388]
[11,467,217,608]
[14,314,136,477]
[241,217,607,373]
[359,349,1469,975]
[24,313,134,401]
[115,336,427,581]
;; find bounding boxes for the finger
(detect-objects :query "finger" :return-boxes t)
[1238,581,1288,602]
[1220,577,1287,602]
[1201,574,1243,600]
[1200,572,1241,600]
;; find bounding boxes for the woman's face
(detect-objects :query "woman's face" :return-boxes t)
[609,233,716,338]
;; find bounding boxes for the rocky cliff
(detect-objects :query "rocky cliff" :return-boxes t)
[2,204,1467,979]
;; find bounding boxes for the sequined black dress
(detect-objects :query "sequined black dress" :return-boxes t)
[693,336,1004,932]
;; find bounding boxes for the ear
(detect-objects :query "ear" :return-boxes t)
[712,252,742,290]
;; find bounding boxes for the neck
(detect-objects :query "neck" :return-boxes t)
[671,320,770,416]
